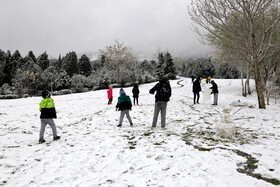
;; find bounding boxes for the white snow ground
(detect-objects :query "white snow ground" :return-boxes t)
[0,77,280,187]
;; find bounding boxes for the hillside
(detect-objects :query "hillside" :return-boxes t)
[0,77,279,186]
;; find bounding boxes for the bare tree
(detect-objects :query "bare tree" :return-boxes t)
[263,53,280,105]
[99,40,137,83]
[189,0,280,109]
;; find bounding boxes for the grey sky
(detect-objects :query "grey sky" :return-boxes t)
[0,0,211,59]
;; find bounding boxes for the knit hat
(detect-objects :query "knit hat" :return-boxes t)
[119,88,125,95]
[42,90,50,98]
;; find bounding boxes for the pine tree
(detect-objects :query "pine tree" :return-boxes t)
[163,52,176,79]
[3,51,12,85]
[78,54,92,77]
[28,51,37,63]
[156,52,165,79]
[11,50,23,70]
[58,54,62,70]
[37,52,49,70]
[62,51,79,77]
[100,55,105,67]
[0,50,6,86]
[181,63,186,76]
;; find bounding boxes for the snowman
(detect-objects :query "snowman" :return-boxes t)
[215,106,236,138]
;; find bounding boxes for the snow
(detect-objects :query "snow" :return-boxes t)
[0,77,280,186]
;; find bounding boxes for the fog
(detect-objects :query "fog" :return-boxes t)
[0,0,211,59]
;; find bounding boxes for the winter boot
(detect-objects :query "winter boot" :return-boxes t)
[39,139,46,143]
[53,136,60,140]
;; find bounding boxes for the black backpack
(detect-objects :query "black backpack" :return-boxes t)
[158,83,170,101]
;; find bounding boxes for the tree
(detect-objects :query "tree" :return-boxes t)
[54,71,72,90]
[71,74,86,92]
[218,63,240,79]
[0,50,6,86]
[78,54,92,77]
[2,50,16,85]
[62,51,79,77]
[37,52,49,70]
[189,0,280,109]
[156,52,165,79]
[28,51,37,63]
[41,66,59,92]
[184,58,216,78]
[99,40,137,82]
[262,51,280,105]
[21,59,42,95]
[10,50,23,72]
[163,52,176,79]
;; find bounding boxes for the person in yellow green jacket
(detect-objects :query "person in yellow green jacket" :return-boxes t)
[39,90,60,143]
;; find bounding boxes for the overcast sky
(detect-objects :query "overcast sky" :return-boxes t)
[0,0,211,59]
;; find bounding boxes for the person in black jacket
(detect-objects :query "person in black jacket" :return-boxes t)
[210,80,219,105]
[192,77,202,104]
[149,77,172,129]
[132,83,140,105]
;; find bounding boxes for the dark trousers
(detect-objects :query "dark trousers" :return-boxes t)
[133,97,138,105]
[108,98,113,104]
[193,92,200,104]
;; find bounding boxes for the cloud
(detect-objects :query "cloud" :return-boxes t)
[0,0,211,58]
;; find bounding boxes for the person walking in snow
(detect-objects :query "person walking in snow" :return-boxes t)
[132,83,140,105]
[39,90,60,143]
[210,80,219,105]
[192,77,202,104]
[116,88,133,127]
[107,86,113,105]
[149,77,172,129]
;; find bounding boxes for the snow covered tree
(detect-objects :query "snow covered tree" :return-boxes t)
[11,50,22,63]
[163,52,176,79]
[37,52,49,70]
[3,50,12,85]
[184,58,215,78]
[58,54,62,70]
[11,50,23,71]
[54,71,72,90]
[181,63,187,77]
[263,52,280,105]
[218,63,240,79]
[189,0,280,109]
[0,50,6,86]
[28,51,37,63]
[78,54,92,77]
[156,51,177,80]
[62,51,79,77]
[71,74,86,92]
[41,65,59,92]
[156,52,165,79]
[21,59,42,95]
[12,69,26,95]
[99,40,137,83]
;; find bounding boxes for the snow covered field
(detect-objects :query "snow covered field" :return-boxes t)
[0,77,280,187]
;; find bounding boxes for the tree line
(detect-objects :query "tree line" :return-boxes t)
[0,41,177,97]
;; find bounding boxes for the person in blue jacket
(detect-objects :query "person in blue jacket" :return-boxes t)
[116,88,133,127]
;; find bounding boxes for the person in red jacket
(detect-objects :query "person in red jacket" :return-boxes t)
[107,86,113,105]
